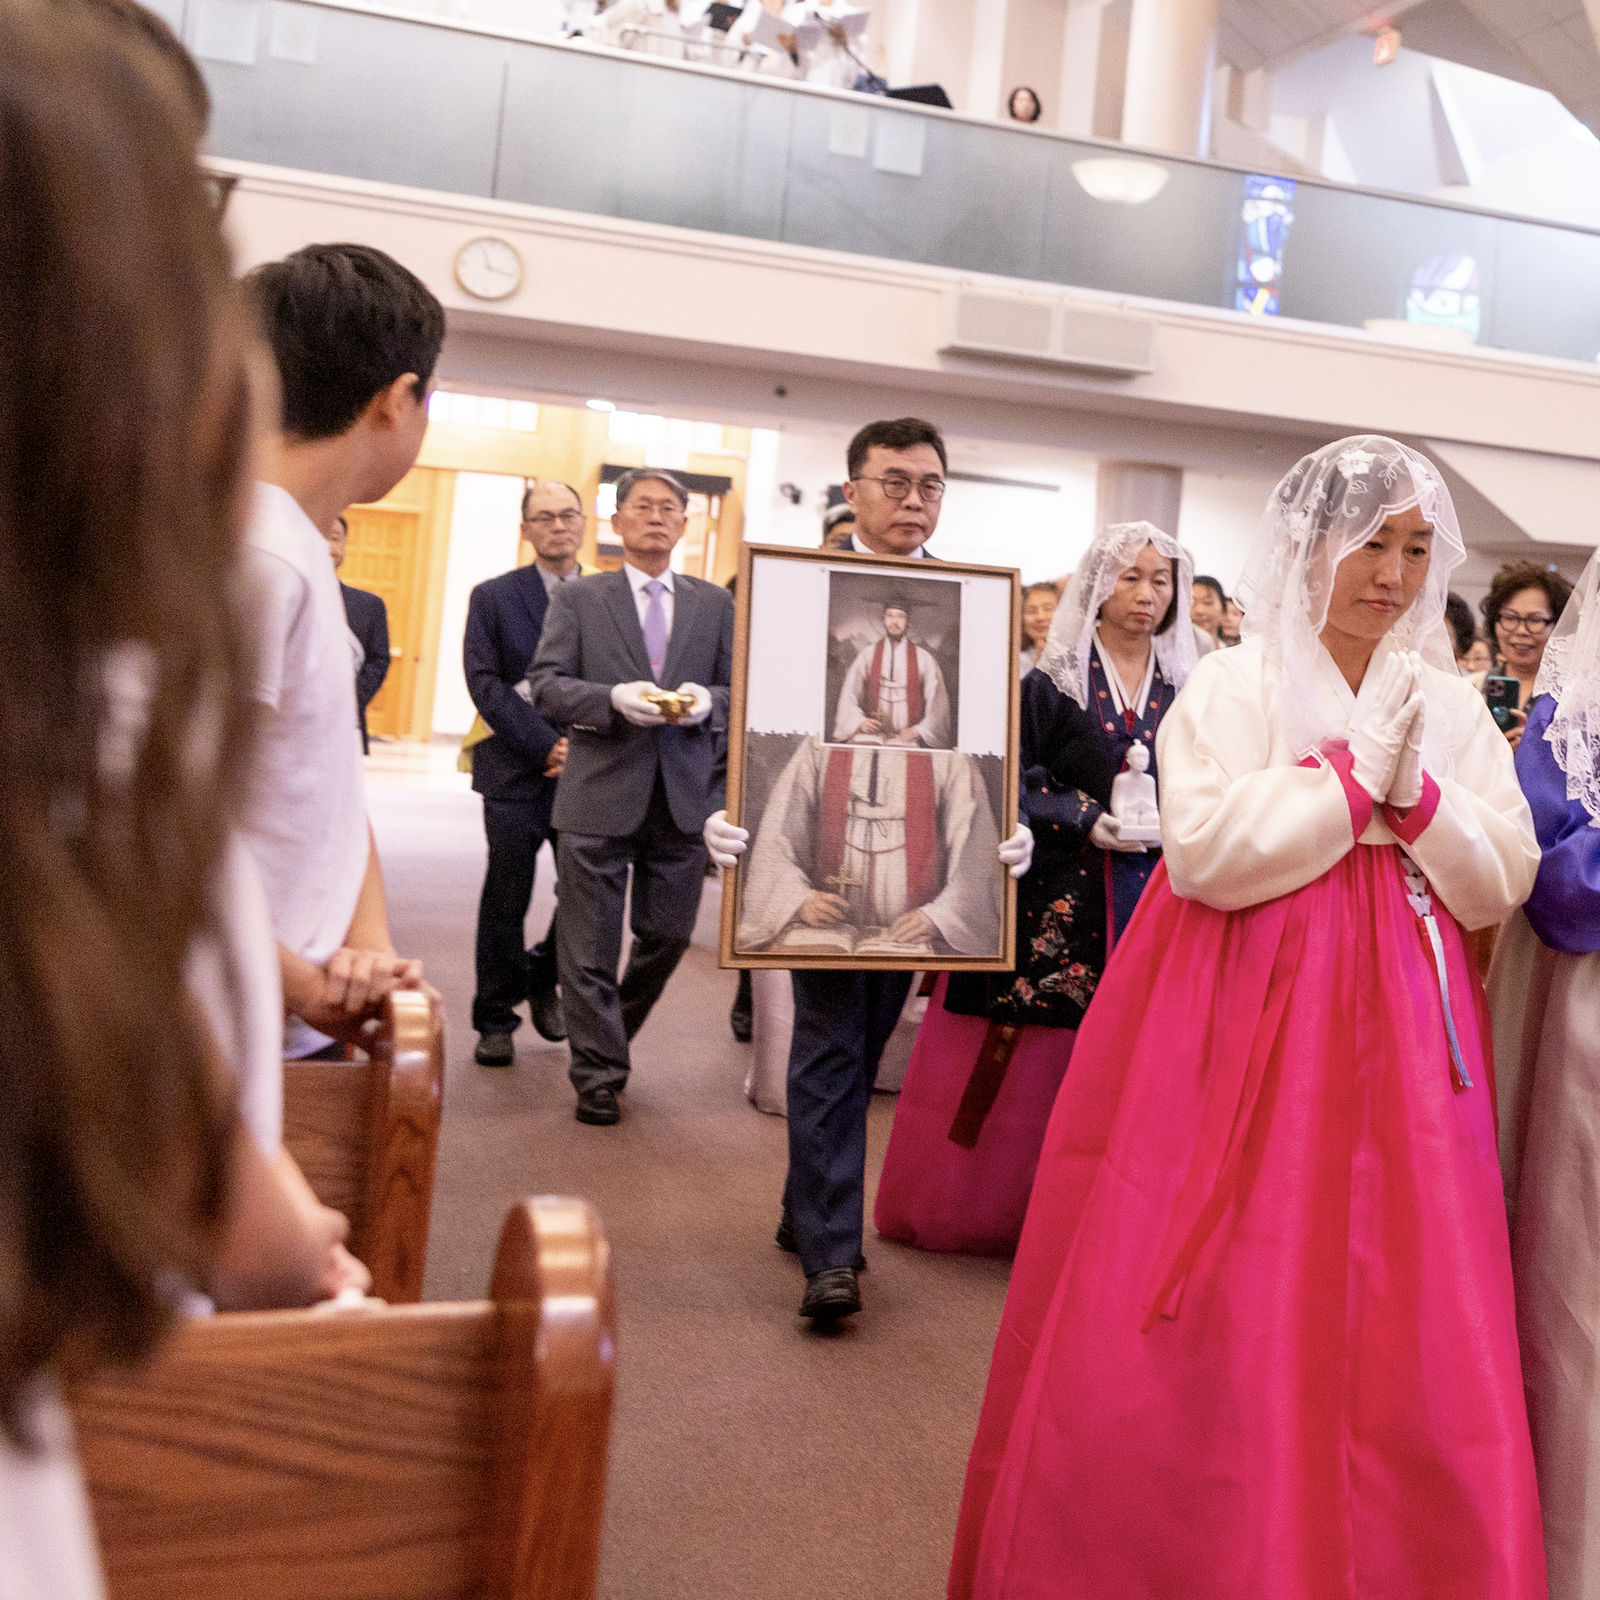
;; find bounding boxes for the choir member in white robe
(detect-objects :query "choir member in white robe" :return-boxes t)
[776,0,874,86]
[586,0,709,57]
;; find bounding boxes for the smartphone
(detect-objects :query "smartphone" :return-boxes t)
[1484,673,1520,731]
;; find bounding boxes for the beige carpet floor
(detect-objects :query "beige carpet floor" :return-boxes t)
[370,782,1013,1599]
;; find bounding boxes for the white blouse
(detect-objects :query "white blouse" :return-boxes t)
[1155,638,1538,930]
[0,1390,105,1600]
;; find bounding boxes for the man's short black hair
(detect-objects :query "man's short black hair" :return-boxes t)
[521,480,583,519]
[246,244,445,441]
[1444,591,1476,658]
[613,467,689,510]
[846,418,948,479]
[1193,575,1227,605]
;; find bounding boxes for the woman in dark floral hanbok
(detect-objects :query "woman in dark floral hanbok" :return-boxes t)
[874,521,1196,1255]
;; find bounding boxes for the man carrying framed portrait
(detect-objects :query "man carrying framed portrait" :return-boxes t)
[705,417,1033,1325]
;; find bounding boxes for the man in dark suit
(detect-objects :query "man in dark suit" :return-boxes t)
[528,467,734,1126]
[329,513,390,753]
[705,418,1033,1323]
[463,481,591,1065]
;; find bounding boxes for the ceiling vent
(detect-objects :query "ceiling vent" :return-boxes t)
[940,289,1155,376]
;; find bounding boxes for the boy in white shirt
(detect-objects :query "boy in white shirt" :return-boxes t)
[241,243,441,1054]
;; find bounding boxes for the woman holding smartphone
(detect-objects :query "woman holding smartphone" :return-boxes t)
[1474,562,1573,750]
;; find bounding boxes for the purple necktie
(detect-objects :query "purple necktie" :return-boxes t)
[642,579,668,683]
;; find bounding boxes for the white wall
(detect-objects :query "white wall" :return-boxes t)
[1175,469,1277,591]
[741,427,782,547]
[933,472,1097,579]
[752,427,855,548]
[431,472,525,736]
[222,162,1600,467]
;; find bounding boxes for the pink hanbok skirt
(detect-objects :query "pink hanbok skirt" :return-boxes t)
[874,975,1075,1258]
[951,845,1545,1600]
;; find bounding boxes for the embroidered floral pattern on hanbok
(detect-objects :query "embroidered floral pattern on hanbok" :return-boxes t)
[996,893,1100,1018]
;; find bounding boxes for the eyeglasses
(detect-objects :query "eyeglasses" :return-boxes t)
[620,499,686,519]
[1495,611,1554,635]
[524,510,584,529]
[852,474,947,502]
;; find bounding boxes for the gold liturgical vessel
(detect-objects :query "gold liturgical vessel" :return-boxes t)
[642,689,696,722]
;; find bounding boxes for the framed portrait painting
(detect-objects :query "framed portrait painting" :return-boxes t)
[719,544,1020,971]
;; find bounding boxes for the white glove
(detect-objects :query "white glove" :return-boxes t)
[1090,812,1146,854]
[611,681,666,727]
[1389,691,1426,810]
[675,682,714,726]
[1348,652,1419,802]
[997,823,1034,879]
[703,808,749,869]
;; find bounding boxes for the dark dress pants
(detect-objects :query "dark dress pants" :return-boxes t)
[556,776,707,1097]
[785,968,915,1276]
[472,797,559,1036]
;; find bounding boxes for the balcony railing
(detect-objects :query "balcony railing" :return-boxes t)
[189,0,1600,366]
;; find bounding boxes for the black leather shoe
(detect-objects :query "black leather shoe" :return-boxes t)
[474,1032,514,1067]
[528,987,567,1043]
[799,1266,861,1322]
[575,1086,621,1126]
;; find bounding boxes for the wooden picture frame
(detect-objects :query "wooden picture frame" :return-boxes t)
[718,543,1020,971]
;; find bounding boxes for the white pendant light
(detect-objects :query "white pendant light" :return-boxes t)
[1071,157,1170,205]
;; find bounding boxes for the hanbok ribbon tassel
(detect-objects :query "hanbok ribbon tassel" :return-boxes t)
[1401,858,1472,1092]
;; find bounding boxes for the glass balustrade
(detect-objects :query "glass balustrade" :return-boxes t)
[190,0,1600,366]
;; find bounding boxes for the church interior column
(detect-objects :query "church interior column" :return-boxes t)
[963,0,1067,123]
[1120,0,1220,156]
[882,0,981,108]
[1095,459,1184,538]
[1056,0,1131,140]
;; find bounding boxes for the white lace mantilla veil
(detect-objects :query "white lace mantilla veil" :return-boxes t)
[1236,435,1465,765]
[1535,545,1600,824]
[1038,520,1198,709]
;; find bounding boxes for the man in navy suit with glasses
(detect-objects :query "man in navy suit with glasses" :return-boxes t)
[463,480,593,1067]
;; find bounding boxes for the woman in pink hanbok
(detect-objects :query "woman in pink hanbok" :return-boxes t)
[950,437,1546,1600]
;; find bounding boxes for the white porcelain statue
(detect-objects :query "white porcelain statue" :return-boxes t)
[1109,740,1161,842]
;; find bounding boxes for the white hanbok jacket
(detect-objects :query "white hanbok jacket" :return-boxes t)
[1156,637,1537,930]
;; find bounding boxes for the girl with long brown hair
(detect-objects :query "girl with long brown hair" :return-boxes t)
[0,6,362,1592]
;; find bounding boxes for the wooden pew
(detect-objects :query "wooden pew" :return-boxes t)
[283,986,443,1302]
[72,1196,617,1600]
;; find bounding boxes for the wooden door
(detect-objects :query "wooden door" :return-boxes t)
[344,468,454,741]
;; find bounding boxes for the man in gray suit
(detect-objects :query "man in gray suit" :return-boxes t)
[528,468,735,1125]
